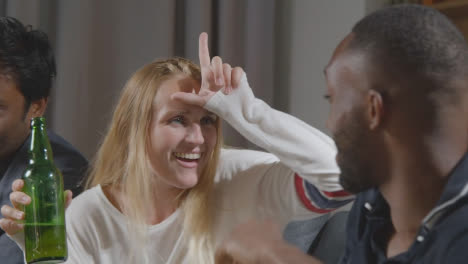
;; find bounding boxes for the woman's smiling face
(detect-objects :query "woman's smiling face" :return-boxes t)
[147,74,218,191]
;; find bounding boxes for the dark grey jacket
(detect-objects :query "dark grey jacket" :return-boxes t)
[341,152,468,264]
[0,131,88,264]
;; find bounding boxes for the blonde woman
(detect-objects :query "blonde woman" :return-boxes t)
[1,33,353,263]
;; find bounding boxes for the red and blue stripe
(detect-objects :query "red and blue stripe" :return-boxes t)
[294,174,353,214]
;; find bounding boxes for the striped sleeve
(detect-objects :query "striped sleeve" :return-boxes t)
[294,174,353,214]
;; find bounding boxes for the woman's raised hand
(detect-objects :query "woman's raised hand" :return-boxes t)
[172,32,244,106]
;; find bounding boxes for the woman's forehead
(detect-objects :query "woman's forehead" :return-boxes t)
[154,75,199,103]
[153,75,203,114]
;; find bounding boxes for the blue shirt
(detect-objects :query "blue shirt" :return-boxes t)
[342,152,468,264]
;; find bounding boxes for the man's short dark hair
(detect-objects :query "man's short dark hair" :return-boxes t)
[348,4,468,100]
[0,17,56,110]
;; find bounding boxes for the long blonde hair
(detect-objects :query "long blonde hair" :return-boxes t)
[86,57,222,263]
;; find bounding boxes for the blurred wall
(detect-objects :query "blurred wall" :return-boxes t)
[288,0,367,134]
[51,0,177,159]
[0,0,388,159]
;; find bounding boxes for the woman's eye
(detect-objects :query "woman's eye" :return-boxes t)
[170,116,185,125]
[201,116,216,126]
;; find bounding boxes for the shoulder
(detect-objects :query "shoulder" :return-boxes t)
[341,189,383,262]
[48,131,88,194]
[48,131,88,167]
[67,186,104,219]
[439,228,468,262]
[345,189,379,242]
[65,185,123,257]
[431,200,468,260]
[66,185,125,235]
[68,185,125,220]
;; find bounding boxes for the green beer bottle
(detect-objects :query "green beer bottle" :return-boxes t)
[22,117,67,263]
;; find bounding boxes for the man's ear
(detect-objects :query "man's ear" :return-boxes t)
[366,90,383,130]
[26,97,48,119]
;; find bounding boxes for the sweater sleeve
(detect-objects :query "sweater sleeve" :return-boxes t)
[206,74,353,222]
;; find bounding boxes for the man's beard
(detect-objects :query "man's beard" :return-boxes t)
[333,110,379,194]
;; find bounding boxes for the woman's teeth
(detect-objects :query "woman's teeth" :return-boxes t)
[174,152,201,160]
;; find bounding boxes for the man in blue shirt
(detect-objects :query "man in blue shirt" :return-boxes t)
[0,17,88,264]
[215,4,468,264]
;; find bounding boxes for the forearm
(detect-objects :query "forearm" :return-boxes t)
[205,74,341,191]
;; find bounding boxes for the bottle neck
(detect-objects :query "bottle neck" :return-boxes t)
[29,124,54,164]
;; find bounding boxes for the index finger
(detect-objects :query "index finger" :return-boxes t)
[199,32,210,68]
[171,92,206,107]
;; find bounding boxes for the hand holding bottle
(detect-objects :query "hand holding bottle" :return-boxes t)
[0,179,73,236]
